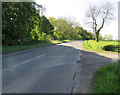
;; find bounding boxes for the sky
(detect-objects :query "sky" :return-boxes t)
[35,0,119,40]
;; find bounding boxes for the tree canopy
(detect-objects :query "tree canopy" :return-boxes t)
[2,2,95,46]
[2,2,54,45]
[48,17,95,40]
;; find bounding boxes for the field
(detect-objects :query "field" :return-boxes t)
[93,62,119,93]
[83,40,119,53]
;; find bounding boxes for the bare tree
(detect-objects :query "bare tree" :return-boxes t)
[86,2,114,42]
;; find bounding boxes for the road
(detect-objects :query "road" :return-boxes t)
[2,41,83,93]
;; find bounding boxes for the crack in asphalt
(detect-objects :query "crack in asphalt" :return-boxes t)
[71,55,81,94]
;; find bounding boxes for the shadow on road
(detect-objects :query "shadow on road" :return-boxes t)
[2,41,119,93]
[74,49,119,93]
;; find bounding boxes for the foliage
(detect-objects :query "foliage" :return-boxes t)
[83,40,119,53]
[2,2,95,47]
[93,62,119,93]
[2,40,71,54]
[49,17,95,40]
[39,16,54,35]
[103,45,120,52]
[103,45,116,51]
[2,2,38,45]
[2,41,52,54]
[2,2,54,46]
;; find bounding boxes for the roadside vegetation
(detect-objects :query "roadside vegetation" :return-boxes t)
[2,1,119,94]
[2,40,70,54]
[83,40,119,53]
[2,2,95,54]
[93,62,119,93]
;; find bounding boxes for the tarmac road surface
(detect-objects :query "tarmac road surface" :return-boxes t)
[2,41,83,93]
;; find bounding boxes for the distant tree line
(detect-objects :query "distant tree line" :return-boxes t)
[2,2,95,46]
[48,17,95,40]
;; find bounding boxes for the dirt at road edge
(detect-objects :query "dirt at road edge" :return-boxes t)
[73,49,119,93]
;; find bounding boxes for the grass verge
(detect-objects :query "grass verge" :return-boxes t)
[93,62,119,93]
[2,40,71,54]
[83,40,119,53]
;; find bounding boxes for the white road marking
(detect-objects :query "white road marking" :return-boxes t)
[3,54,46,72]
[34,54,46,59]
[2,68,10,72]
[3,43,75,72]
[3,47,64,72]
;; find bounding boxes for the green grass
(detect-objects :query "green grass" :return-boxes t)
[93,62,119,93]
[2,40,71,54]
[83,40,120,93]
[83,40,119,53]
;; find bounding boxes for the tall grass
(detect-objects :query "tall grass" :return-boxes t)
[93,62,119,93]
[2,40,71,54]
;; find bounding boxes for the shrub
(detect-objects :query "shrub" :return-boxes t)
[103,45,116,51]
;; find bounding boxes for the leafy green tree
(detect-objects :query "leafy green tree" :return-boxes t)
[39,16,54,35]
[49,16,95,40]
[48,17,68,40]
[78,35,83,40]
[49,17,77,40]
[2,2,39,45]
[2,2,54,45]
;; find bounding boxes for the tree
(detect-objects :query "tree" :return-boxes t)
[49,16,95,40]
[2,2,53,45]
[48,17,72,40]
[39,16,54,35]
[86,2,114,42]
[2,2,39,45]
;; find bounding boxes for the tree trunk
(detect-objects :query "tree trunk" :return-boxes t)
[95,32,99,42]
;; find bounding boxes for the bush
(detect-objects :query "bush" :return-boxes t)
[103,45,116,51]
[83,40,119,52]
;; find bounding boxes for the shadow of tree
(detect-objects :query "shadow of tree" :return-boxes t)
[75,49,119,93]
[2,42,119,93]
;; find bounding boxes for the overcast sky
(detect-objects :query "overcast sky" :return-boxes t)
[35,0,119,40]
